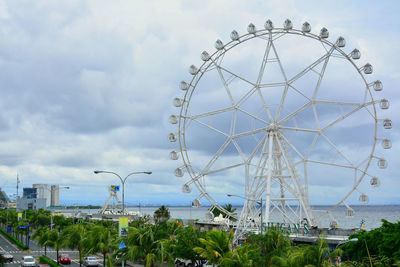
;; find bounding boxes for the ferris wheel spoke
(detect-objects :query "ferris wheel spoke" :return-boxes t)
[279,133,305,160]
[256,88,275,122]
[199,138,233,175]
[236,86,257,107]
[201,162,246,176]
[287,84,312,102]
[320,133,356,167]
[192,118,230,137]
[306,133,321,159]
[313,100,362,106]
[231,127,267,139]
[279,126,320,133]
[247,133,269,163]
[231,139,247,162]
[312,103,321,130]
[287,50,332,84]
[320,101,374,132]
[271,42,290,120]
[311,46,335,100]
[278,101,312,125]
[255,36,272,85]
[214,64,256,87]
[190,106,235,120]
[214,64,236,105]
[306,159,355,169]
[237,107,269,125]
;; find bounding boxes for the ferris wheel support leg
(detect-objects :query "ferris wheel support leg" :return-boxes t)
[265,132,274,224]
[275,136,315,226]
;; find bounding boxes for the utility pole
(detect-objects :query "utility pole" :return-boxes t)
[16,174,20,198]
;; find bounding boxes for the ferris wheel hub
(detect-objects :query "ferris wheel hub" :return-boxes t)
[267,122,279,132]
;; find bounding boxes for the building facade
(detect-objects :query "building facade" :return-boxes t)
[16,184,61,210]
[51,185,59,206]
[33,184,52,207]
[17,197,46,211]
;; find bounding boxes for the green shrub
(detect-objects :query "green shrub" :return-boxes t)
[0,227,28,250]
[39,256,62,267]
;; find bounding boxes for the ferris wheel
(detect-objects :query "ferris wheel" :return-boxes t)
[168,19,391,240]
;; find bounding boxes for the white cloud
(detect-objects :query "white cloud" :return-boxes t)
[0,0,398,210]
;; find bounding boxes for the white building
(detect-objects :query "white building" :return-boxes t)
[51,185,60,206]
[32,184,61,207]
[33,184,50,207]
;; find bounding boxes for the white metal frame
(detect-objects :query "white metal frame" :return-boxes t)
[170,20,391,242]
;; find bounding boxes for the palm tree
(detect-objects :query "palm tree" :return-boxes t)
[168,226,205,266]
[194,230,234,266]
[247,229,292,265]
[153,205,170,223]
[84,225,117,267]
[48,229,65,264]
[303,237,342,267]
[219,244,256,267]
[32,227,52,256]
[270,237,343,267]
[63,224,87,267]
[118,225,164,267]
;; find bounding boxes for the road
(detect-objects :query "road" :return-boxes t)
[0,231,81,267]
[0,231,145,267]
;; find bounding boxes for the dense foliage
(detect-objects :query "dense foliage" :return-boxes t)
[1,208,399,266]
[341,219,400,266]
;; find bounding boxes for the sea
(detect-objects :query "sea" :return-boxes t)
[81,205,400,230]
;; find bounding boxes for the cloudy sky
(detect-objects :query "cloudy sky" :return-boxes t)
[0,0,399,208]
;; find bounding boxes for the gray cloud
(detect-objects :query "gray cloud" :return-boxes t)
[0,0,398,208]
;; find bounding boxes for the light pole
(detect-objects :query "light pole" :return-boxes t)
[94,170,152,214]
[227,194,265,234]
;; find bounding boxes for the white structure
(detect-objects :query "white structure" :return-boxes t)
[99,185,122,214]
[51,185,60,206]
[33,184,52,207]
[33,184,60,207]
[170,19,391,242]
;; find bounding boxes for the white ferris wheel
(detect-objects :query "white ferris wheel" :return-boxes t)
[168,19,391,240]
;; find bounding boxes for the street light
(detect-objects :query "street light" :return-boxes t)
[227,194,265,234]
[94,170,152,214]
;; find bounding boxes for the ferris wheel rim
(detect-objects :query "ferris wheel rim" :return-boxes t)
[175,24,384,220]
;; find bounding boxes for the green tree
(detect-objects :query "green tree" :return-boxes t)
[194,230,234,266]
[168,226,205,266]
[219,244,257,267]
[247,229,292,266]
[32,227,52,256]
[37,214,51,228]
[48,229,65,264]
[52,215,73,230]
[84,225,117,267]
[118,224,165,267]
[153,205,170,223]
[271,238,342,267]
[63,224,87,267]
[341,219,400,264]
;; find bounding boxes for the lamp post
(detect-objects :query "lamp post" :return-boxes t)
[94,170,152,214]
[227,194,265,234]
